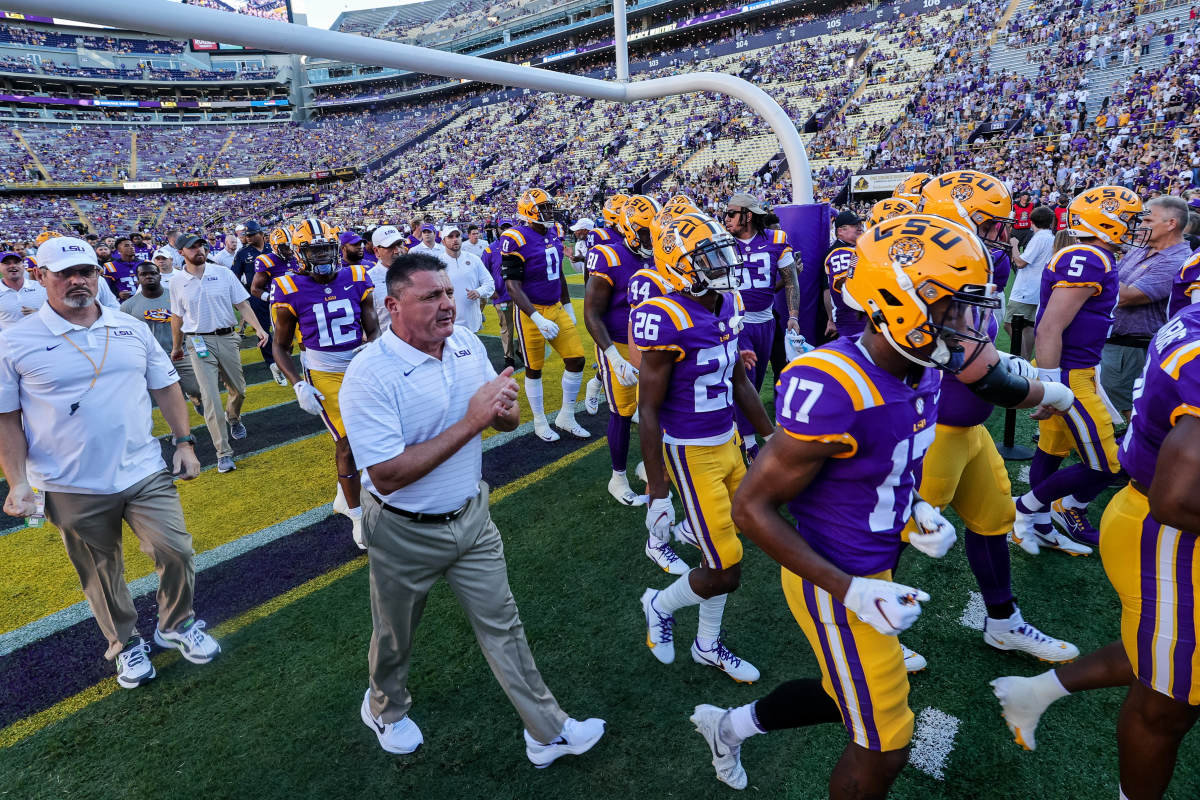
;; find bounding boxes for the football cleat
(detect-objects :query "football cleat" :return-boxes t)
[1050,500,1100,548]
[985,613,1079,662]
[901,644,927,673]
[555,410,591,439]
[1032,527,1092,556]
[154,618,220,664]
[608,471,641,506]
[690,704,748,790]
[646,537,689,575]
[641,588,675,664]
[991,676,1051,751]
[1011,504,1049,555]
[360,689,423,754]
[635,461,647,482]
[115,637,156,689]
[691,636,760,683]
[584,376,602,415]
[533,417,561,442]
[524,717,606,768]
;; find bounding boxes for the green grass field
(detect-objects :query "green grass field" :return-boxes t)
[3,328,1198,799]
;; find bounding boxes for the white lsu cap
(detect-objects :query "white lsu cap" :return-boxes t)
[372,225,404,248]
[440,224,462,237]
[152,247,172,260]
[569,217,595,232]
[36,237,99,272]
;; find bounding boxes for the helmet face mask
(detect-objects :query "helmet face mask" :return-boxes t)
[653,213,743,295]
[292,218,338,281]
[619,195,662,258]
[518,188,564,227]
[685,237,742,293]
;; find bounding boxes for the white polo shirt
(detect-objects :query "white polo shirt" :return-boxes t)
[440,249,494,333]
[0,303,179,494]
[341,325,496,514]
[169,262,249,333]
[0,278,47,330]
[367,262,389,324]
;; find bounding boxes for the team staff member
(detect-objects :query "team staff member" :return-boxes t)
[0,237,219,689]
[169,233,269,474]
[0,250,46,330]
[367,225,406,324]
[484,219,517,369]
[340,253,606,765]
[230,220,279,381]
[438,225,493,333]
[823,211,867,340]
[121,261,202,411]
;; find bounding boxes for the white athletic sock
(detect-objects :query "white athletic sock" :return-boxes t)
[652,571,703,615]
[1062,494,1088,510]
[525,377,546,421]
[1031,669,1071,705]
[560,370,583,417]
[1017,490,1045,515]
[723,702,766,745]
[695,593,728,650]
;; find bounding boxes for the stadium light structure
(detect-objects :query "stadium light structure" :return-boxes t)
[613,0,630,83]
[14,0,814,204]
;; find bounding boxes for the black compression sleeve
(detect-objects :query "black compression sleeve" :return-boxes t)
[501,254,525,282]
[966,358,1030,408]
[753,678,843,731]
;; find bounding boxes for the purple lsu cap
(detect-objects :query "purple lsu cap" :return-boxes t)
[338,231,363,246]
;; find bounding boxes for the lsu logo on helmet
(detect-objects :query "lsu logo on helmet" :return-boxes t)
[652,212,743,294]
[620,195,662,257]
[1067,185,1147,246]
[919,170,1014,249]
[517,188,563,226]
[867,198,916,228]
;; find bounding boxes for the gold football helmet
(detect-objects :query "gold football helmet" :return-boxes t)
[845,213,997,372]
[893,172,932,204]
[619,195,662,257]
[1067,185,1147,246]
[919,170,1014,248]
[291,217,339,279]
[269,226,294,258]
[601,194,630,228]
[867,198,916,228]
[516,188,562,226]
[652,212,743,294]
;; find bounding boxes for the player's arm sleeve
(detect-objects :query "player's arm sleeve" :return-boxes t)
[253,254,271,273]
[630,301,684,361]
[774,359,859,456]
[501,254,525,282]
[340,368,407,470]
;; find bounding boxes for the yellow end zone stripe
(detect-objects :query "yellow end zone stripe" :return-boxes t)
[0,440,608,749]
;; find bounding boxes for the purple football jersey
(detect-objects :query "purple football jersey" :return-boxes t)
[500,224,565,306]
[483,244,510,304]
[1120,305,1200,490]
[104,259,139,296]
[585,226,618,254]
[824,242,866,339]
[732,229,792,314]
[1036,244,1118,369]
[587,240,646,345]
[991,247,1012,292]
[627,267,672,309]
[631,292,740,443]
[254,252,296,282]
[271,265,373,353]
[1169,249,1200,319]
[776,338,941,575]
[935,315,1000,428]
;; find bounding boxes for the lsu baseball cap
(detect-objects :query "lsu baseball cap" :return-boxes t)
[152,247,173,260]
[569,218,595,232]
[175,233,206,250]
[420,223,437,233]
[243,221,263,234]
[372,225,404,248]
[338,230,363,246]
[833,210,863,228]
[440,224,462,237]
[36,237,100,272]
[0,250,22,262]
[727,193,766,214]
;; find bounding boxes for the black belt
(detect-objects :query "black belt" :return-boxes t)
[1106,333,1152,349]
[184,327,235,336]
[370,493,469,523]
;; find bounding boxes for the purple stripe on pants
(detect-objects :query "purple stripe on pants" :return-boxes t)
[1137,517,1161,686]
[666,443,722,569]
[1172,533,1196,703]
[1062,368,1110,471]
[832,599,882,751]
[802,579,854,736]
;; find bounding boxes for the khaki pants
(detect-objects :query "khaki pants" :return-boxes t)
[187,331,246,459]
[494,302,515,363]
[44,470,195,660]
[362,481,567,742]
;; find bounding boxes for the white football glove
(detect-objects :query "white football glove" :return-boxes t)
[293,380,325,416]
[563,303,577,325]
[1038,380,1075,412]
[1037,366,1061,384]
[909,500,957,558]
[530,311,559,340]
[645,495,675,544]
[842,576,930,636]
[997,352,1037,381]
[604,345,639,387]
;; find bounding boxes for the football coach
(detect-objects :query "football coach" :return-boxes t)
[339,252,605,766]
[0,237,219,689]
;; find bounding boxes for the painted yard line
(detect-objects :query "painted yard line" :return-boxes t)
[0,557,367,750]
[908,707,960,781]
[0,438,601,748]
[0,414,601,652]
[959,591,986,631]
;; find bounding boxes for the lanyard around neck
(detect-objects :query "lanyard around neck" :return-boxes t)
[60,326,110,416]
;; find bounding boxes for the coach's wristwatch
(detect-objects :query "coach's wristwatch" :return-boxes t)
[172,434,197,447]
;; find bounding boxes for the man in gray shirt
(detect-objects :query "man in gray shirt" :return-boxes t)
[1101,195,1194,419]
[121,261,202,412]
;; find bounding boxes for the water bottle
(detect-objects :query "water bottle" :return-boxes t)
[784,330,814,361]
[25,488,44,528]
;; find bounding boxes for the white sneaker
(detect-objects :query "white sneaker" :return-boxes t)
[635,461,647,482]
[360,689,423,754]
[524,716,606,768]
[555,410,591,439]
[533,416,560,442]
[673,519,699,549]
[641,588,675,664]
[990,676,1051,751]
[1010,505,1044,555]
[115,636,156,689]
[690,704,748,790]
[1032,527,1092,557]
[985,612,1079,662]
[584,376,602,415]
[646,537,689,575]
[269,362,289,386]
[691,637,760,683]
[608,471,642,506]
[154,618,220,664]
[901,643,927,673]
